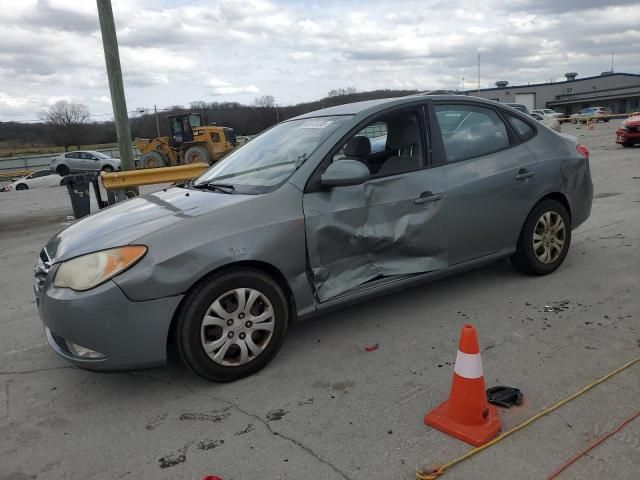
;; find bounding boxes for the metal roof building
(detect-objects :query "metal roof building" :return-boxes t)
[465,72,640,115]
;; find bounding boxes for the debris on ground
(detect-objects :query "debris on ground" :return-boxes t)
[365,343,379,352]
[544,300,571,313]
[486,386,524,408]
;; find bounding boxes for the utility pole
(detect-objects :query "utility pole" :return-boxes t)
[96,0,135,171]
[462,77,465,92]
[154,104,160,137]
[477,53,481,95]
[275,104,280,124]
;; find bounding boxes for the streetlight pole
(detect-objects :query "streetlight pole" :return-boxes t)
[96,0,135,172]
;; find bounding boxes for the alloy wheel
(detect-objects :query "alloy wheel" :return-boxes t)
[200,288,275,366]
[532,211,566,264]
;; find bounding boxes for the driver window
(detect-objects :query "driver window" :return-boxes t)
[332,110,425,177]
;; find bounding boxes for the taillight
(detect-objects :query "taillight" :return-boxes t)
[576,144,589,159]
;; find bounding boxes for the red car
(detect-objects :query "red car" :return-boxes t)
[616,113,640,147]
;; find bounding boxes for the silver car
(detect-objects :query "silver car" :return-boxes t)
[35,96,593,382]
[49,150,121,176]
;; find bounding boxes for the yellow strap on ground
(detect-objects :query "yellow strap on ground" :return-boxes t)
[416,355,640,480]
[101,163,209,190]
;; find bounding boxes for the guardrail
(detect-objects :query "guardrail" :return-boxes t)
[0,147,141,174]
[101,162,209,191]
[556,112,639,124]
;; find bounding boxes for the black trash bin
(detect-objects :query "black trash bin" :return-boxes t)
[65,173,95,219]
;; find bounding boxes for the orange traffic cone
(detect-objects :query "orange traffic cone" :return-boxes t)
[424,324,500,446]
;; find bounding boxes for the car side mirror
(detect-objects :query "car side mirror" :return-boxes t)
[321,159,370,188]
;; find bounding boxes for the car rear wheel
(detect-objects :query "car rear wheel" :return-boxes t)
[511,199,571,275]
[56,165,70,176]
[176,269,289,382]
[15,183,28,190]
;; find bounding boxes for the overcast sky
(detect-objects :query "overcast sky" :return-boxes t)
[0,0,638,121]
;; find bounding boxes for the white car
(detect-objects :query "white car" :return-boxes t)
[1,169,63,192]
[49,150,121,176]
[531,108,563,119]
[530,112,561,132]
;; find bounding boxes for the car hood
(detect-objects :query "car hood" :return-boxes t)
[46,187,253,262]
[622,114,640,127]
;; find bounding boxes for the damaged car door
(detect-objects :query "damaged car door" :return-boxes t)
[303,106,448,302]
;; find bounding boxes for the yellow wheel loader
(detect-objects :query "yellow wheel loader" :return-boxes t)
[134,113,236,169]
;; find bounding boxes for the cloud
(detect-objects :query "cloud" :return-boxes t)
[211,85,259,95]
[0,0,639,120]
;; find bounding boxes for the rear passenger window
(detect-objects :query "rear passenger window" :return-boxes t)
[506,115,535,141]
[435,105,510,162]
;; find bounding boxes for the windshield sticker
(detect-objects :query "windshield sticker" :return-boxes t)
[300,119,334,129]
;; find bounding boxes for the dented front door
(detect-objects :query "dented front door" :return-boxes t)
[303,168,448,302]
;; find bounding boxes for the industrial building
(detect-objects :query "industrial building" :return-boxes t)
[467,72,640,115]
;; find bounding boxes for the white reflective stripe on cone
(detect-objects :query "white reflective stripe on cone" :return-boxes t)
[454,351,483,379]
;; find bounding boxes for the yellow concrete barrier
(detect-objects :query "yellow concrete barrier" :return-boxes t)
[101,163,209,191]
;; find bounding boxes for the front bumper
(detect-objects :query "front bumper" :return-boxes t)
[38,273,183,371]
[616,128,640,145]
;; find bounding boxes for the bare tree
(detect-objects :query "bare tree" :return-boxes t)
[253,95,276,108]
[327,87,357,97]
[189,101,207,111]
[38,101,91,151]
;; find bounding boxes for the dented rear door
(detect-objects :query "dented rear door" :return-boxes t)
[303,165,448,302]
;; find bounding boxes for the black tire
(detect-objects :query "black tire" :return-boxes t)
[102,165,114,173]
[622,142,633,148]
[176,269,289,382]
[15,183,28,190]
[140,151,168,169]
[56,165,70,176]
[184,146,210,165]
[511,199,571,275]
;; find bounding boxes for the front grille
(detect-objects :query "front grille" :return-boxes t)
[34,247,52,298]
[626,125,638,133]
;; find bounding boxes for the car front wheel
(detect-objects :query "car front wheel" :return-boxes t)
[176,269,289,382]
[511,199,571,275]
[102,165,114,172]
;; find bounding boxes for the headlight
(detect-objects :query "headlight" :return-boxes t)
[54,245,147,291]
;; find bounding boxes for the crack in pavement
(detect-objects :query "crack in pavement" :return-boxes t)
[0,365,74,375]
[128,371,353,480]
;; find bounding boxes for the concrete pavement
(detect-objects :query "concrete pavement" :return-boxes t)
[1,122,638,480]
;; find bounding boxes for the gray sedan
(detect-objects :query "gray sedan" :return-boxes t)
[49,150,121,176]
[35,95,593,382]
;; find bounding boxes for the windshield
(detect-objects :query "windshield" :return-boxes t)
[195,116,351,194]
[94,152,111,159]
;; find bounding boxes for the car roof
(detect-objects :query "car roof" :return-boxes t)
[289,94,503,120]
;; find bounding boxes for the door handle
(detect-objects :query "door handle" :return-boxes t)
[414,191,444,204]
[515,169,536,181]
